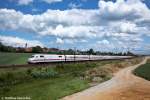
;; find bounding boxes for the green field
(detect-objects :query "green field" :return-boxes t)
[1,75,89,100]
[134,61,150,81]
[0,58,117,100]
[0,52,33,65]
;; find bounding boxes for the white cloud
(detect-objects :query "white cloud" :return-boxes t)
[97,39,109,45]
[56,38,64,44]
[63,39,88,44]
[80,39,88,43]
[64,39,74,44]
[0,0,150,52]
[18,0,33,5]
[46,25,97,38]
[98,0,150,21]
[0,35,44,47]
[0,8,99,37]
[0,0,149,39]
[118,22,137,33]
[43,0,62,4]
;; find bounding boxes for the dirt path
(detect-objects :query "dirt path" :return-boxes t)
[62,57,150,100]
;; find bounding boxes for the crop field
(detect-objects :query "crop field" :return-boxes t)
[0,52,33,65]
[134,60,150,81]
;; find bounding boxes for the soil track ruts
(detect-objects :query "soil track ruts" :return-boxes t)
[62,57,150,100]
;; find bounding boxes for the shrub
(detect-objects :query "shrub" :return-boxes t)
[113,63,124,68]
[0,71,33,87]
[46,69,58,77]
[0,72,14,86]
[26,69,32,75]
[147,59,150,63]
[55,62,97,74]
[102,74,112,81]
[31,72,41,78]
[6,72,14,80]
[86,62,97,68]
[1,86,11,93]
[31,68,58,78]
[37,67,42,71]
[71,71,85,77]
[0,74,6,86]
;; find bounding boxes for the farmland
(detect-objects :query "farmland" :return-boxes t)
[0,61,105,100]
[134,59,150,81]
[0,53,143,100]
[0,52,33,65]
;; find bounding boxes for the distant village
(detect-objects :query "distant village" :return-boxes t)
[0,42,135,56]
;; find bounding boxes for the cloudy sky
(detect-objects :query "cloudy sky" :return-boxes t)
[0,0,150,54]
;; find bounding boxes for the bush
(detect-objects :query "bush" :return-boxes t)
[55,62,97,74]
[113,63,124,68]
[147,59,150,63]
[1,72,15,85]
[0,74,6,86]
[1,86,11,93]
[0,71,33,87]
[71,71,85,77]
[26,69,32,75]
[31,68,58,78]
[102,74,112,81]
[6,72,14,80]
[86,62,97,68]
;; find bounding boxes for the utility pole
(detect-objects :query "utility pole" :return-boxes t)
[25,43,27,48]
[89,53,91,61]
[74,47,76,62]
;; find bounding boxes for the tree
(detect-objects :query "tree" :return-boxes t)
[66,49,74,55]
[87,48,95,55]
[32,46,43,53]
[0,42,4,51]
[126,51,134,56]
[0,42,16,52]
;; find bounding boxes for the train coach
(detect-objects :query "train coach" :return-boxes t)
[27,54,132,64]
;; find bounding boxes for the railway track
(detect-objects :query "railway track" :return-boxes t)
[0,57,136,69]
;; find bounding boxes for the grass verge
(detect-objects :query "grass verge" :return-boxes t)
[134,61,150,81]
[0,75,89,100]
[0,62,101,100]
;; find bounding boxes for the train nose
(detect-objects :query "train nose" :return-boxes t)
[28,58,33,64]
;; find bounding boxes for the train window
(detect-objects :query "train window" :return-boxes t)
[59,56,62,58]
[31,56,34,58]
[40,55,44,58]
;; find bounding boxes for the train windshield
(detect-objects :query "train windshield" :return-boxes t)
[40,55,44,58]
[31,55,34,58]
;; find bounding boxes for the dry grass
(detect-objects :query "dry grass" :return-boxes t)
[147,58,150,63]
[80,57,143,85]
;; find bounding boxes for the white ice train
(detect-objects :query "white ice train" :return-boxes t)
[27,54,132,64]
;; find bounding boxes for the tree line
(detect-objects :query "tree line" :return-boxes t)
[0,42,135,56]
